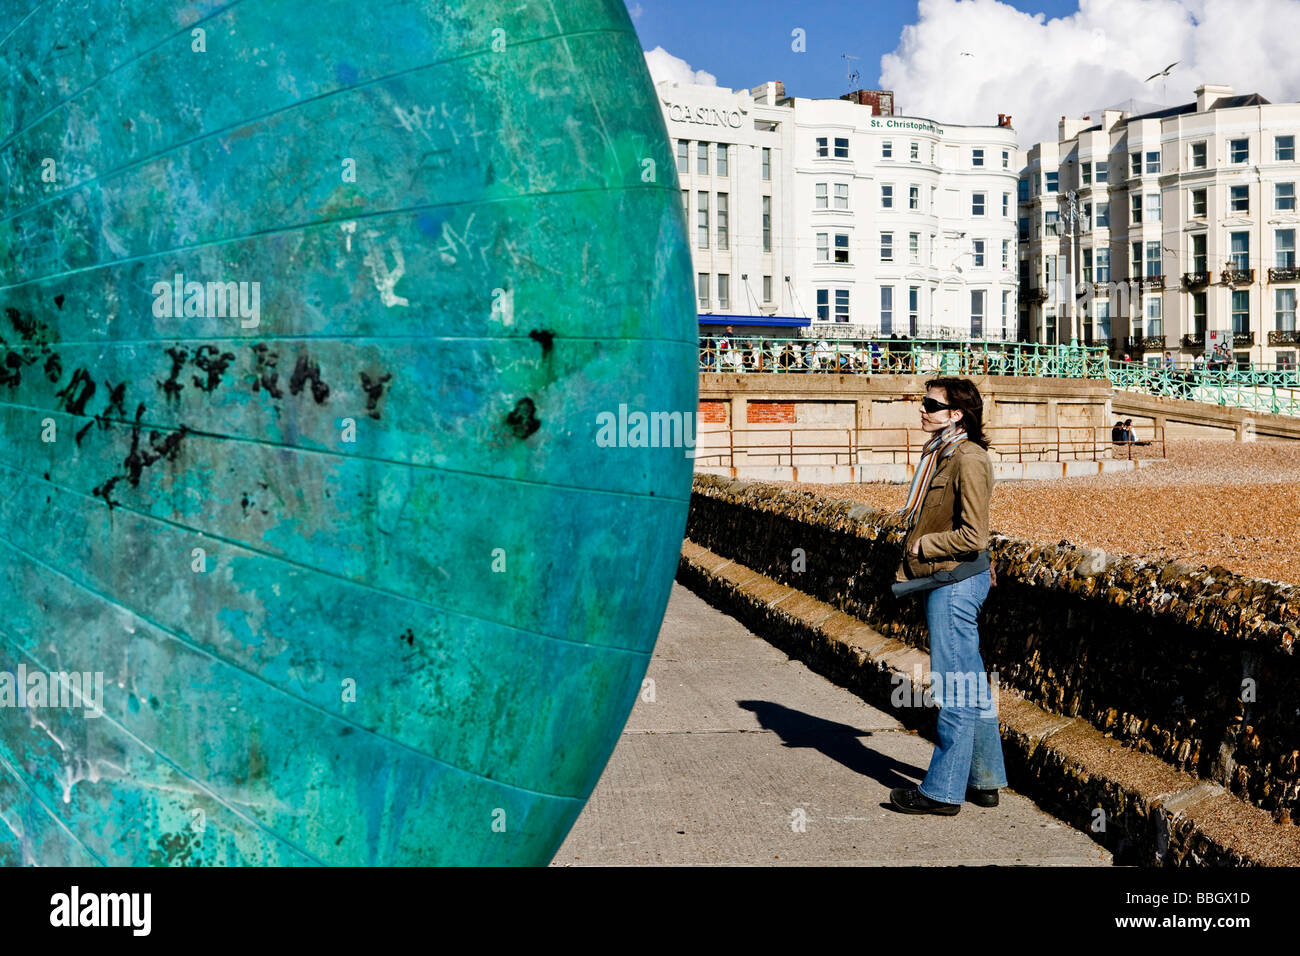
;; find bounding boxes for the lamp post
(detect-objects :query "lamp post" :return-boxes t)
[1060,189,1088,347]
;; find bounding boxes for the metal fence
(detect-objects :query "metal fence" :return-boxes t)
[698,336,1300,417]
[692,424,1167,469]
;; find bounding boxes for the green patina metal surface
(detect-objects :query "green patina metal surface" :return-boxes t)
[0,1,695,864]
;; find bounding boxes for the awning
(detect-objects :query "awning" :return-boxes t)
[698,315,810,327]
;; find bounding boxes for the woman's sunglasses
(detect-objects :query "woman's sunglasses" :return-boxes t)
[921,397,953,413]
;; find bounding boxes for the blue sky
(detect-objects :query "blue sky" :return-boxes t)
[626,0,1082,101]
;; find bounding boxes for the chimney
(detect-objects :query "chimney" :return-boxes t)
[1196,83,1235,112]
[750,81,786,104]
[1102,108,1122,130]
[1058,116,1089,142]
[839,88,895,115]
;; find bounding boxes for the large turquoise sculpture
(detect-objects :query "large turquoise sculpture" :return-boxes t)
[0,1,695,864]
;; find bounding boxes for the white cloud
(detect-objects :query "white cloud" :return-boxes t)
[644,46,718,88]
[880,0,1300,146]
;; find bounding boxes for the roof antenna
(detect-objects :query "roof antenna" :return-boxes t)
[841,53,860,93]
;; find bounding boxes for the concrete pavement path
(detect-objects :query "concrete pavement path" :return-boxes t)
[552,583,1112,866]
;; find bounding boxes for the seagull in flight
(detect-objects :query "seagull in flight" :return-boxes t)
[960,51,975,57]
[1145,61,1179,82]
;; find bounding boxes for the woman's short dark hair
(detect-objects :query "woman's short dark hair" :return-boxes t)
[925,377,989,449]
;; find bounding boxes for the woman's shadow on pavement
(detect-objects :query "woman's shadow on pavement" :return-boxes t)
[737,699,926,793]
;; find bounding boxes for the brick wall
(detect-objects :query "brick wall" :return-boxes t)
[746,401,795,424]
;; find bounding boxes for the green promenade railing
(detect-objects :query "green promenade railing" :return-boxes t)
[698,336,1300,417]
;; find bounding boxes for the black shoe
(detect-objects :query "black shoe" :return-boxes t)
[889,787,961,815]
[966,787,999,807]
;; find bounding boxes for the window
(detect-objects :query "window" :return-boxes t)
[1232,289,1250,334]
[716,193,728,249]
[716,143,728,177]
[1130,193,1142,224]
[1094,299,1111,339]
[909,287,920,334]
[1002,193,1009,216]
[1082,248,1094,283]
[1146,150,1161,174]
[1277,289,1297,331]
[676,140,688,174]
[1018,178,1030,202]
[762,275,773,303]
[762,196,771,252]
[1095,202,1109,227]
[1278,135,1295,162]
[815,182,828,209]
[815,136,828,158]
[972,148,985,167]
[881,184,894,208]
[1277,182,1296,211]
[1002,239,1010,270]
[1018,217,1029,241]
[909,185,920,210]
[1131,241,1142,272]
[972,192,986,216]
[835,289,850,322]
[816,232,829,262]
[697,272,709,309]
[1190,141,1207,169]
[761,147,771,180]
[1130,151,1140,177]
[1230,185,1249,213]
[834,183,849,209]
[681,190,688,219]
[1045,171,1059,193]
[834,233,850,263]
[1230,138,1249,164]
[834,136,849,158]
[1192,292,1207,333]
[909,232,920,263]
[970,290,985,337]
[1045,210,1059,236]
[1002,150,1010,169]
[1277,228,1296,268]
[1001,289,1010,337]
[1095,161,1109,183]
[972,238,985,268]
[1230,231,1250,270]
[1146,192,1161,222]
[1191,233,1207,273]
[696,191,708,247]
[1191,187,1207,218]
[816,289,829,321]
[1096,248,1110,281]
[880,287,893,333]
[1081,162,1092,186]
[697,142,709,175]
[880,232,894,262]
[910,141,919,162]
[1146,240,1161,277]
[1146,295,1163,336]
[882,139,893,159]
[717,274,729,309]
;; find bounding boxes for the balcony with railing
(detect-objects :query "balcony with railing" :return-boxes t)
[1268,266,1300,283]
[1125,334,1167,352]
[1268,328,1300,346]
[1136,274,1164,290]
[1221,267,1255,285]
[1182,271,1211,289]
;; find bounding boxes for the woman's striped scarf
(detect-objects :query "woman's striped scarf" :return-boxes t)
[899,423,967,528]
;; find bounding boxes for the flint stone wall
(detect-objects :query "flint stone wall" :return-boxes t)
[687,474,1300,824]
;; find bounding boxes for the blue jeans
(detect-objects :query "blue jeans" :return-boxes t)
[917,569,1007,805]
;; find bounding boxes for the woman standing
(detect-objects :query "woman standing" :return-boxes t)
[889,377,1005,816]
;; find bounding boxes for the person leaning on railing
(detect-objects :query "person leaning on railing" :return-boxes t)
[888,376,1005,816]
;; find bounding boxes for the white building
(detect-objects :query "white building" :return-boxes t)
[659,80,1019,340]
[1019,84,1300,367]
